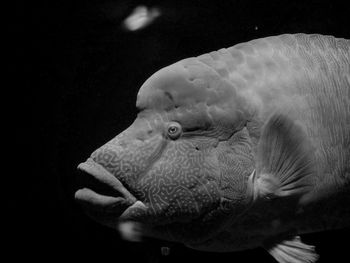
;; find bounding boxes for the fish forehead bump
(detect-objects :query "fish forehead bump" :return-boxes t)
[136,59,237,111]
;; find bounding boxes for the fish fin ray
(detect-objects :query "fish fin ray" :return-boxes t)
[265,236,319,263]
[253,114,315,200]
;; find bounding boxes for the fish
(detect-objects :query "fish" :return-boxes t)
[75,33,350,263]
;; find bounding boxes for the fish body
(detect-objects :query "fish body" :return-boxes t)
[75,34,350,262]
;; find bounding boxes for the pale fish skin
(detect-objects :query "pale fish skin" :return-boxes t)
[75,34,350,263]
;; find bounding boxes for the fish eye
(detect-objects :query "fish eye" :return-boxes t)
[167,122,182,139]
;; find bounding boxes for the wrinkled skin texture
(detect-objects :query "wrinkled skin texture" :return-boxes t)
[76,34,350,251]
[89,107,253,243]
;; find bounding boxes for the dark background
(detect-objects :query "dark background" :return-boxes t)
[22,0,349,262]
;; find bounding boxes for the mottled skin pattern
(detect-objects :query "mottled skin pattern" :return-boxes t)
[76,34,349,252]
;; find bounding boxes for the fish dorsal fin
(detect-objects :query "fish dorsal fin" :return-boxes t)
[250,114,315,200]
[265,236,319,263]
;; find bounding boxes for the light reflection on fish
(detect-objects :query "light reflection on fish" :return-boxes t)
[75,34,350,263]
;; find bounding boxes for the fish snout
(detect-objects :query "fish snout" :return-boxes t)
[74,158,137,227]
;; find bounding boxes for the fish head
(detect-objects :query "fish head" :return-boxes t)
[75,59,254,243]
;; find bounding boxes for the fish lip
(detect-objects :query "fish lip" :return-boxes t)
[76,158,137,206]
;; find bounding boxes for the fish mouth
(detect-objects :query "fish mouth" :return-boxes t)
[75,158,137,221]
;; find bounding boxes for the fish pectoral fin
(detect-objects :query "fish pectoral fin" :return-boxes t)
[251,114,315,200]
[264,236,319,263]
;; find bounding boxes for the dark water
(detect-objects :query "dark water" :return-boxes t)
[23,0,349,262]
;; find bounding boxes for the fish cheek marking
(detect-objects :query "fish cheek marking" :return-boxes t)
[91,134,165,198]
[139,138,221,223]
[216,127,255,212]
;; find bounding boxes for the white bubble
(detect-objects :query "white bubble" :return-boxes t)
[123,5,160,31]
[118,221,142,242]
